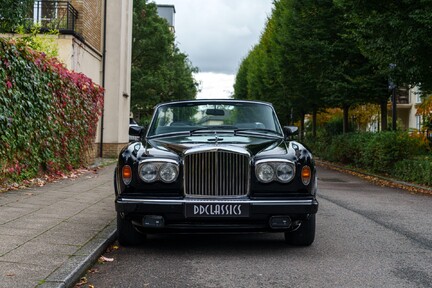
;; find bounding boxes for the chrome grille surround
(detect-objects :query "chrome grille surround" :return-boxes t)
[184,146,251,198]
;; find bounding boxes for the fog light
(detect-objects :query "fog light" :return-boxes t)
[269,216,292,229]
[143,215,165,228]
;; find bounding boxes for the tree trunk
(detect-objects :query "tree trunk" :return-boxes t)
[380,100,388,131]
[343,105,350,134]
[312,108,317,138]
[300,112,305,142]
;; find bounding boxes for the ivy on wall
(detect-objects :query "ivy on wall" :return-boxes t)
[0,38,104,184]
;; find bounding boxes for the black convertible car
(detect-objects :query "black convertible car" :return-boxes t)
[115,99,318,246]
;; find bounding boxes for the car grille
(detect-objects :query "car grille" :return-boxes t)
[184,150,250,197]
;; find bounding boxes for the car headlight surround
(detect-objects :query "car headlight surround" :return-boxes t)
[139,160,179,183]
[255,160,296,183]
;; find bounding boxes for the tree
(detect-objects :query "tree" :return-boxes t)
[338,0,432,94]
[131,0,198,123]
[233,55,250,100]
[233,0,400,135]
[0,0,33,32]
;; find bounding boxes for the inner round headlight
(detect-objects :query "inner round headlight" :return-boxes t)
[139,163,158,182]
[276,163,295,183]
[256,164,274,183]
[159,163,178,183]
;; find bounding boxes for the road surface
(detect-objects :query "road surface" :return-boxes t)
[82,166,432,288]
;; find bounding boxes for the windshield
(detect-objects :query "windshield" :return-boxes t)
[147,101,283,137]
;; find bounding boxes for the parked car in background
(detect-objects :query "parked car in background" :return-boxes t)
[115,99,318,246]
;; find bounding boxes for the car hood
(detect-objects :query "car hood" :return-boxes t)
[143,134,292,159]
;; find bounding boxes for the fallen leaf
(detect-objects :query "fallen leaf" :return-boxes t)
[99,255,114,262]
[88,268,99,274]
[75,276,87,287]
[105,244,119,253]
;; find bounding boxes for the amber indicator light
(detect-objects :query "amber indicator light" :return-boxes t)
[122,166,132,179]
[301,166,311,185]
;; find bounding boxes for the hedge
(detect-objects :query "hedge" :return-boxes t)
[0,38,103,184]
[307,131,431,186]
[393,157,432,186]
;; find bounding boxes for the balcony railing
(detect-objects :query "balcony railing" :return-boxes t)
[396,87,410,104]
[33,1,78,33]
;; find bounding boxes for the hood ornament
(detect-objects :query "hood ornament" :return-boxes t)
[214,131,219,145]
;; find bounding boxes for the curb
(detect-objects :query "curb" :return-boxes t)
[39,220,117,288]
[316,160,432,195]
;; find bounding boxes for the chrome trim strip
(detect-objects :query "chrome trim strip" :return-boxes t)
[117,198,316,206]
[255,159,295,165]
[139,158,179,165]
[183,145,251,157]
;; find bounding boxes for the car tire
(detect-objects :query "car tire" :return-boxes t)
[117,212,147,246]
[284,214,315,246]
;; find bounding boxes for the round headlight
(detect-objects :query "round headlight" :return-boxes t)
[159,163,178,183]
[140,163,158,182]
[256,164,274,183]
[276,163,295,183]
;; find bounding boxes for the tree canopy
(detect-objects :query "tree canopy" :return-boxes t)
[233,0,432,133]
[0,0,33,32]
[131,0,198,123]
[338,0,432,93]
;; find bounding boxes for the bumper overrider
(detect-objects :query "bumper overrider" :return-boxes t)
[116,197,319,232]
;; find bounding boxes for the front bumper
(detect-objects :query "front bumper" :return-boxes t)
[116,197,318,232]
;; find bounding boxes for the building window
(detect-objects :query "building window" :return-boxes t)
[416,92,422,104]
[416,115,422,130]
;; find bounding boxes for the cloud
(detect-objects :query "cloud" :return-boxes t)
[153,0,273,100]
[154,0,273,74]
[194,72,235,99]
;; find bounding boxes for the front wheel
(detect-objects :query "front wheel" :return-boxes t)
[117,213,147,246]
[284,214,315,246]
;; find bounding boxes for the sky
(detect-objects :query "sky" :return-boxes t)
[153,0,274,99]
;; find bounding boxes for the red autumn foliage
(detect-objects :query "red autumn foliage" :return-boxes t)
[0,38,104,187]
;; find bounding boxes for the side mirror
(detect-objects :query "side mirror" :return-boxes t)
[283,126,298,139]
[129,125,146,137]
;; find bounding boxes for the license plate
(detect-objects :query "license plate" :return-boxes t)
[185,203,249,218]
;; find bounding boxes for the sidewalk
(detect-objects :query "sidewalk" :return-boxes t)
[0,162,117,288]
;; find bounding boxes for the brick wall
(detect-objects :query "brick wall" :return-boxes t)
[96,143,128,159]
[71,0,103,52]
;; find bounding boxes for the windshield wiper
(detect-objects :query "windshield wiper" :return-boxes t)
[189,125,237,135]
[234,128,282,137]
[149,126,281,139]
[147,130,191,139]
[148,126,237,138]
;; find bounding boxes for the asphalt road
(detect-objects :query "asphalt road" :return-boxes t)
[82,166,432,288]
